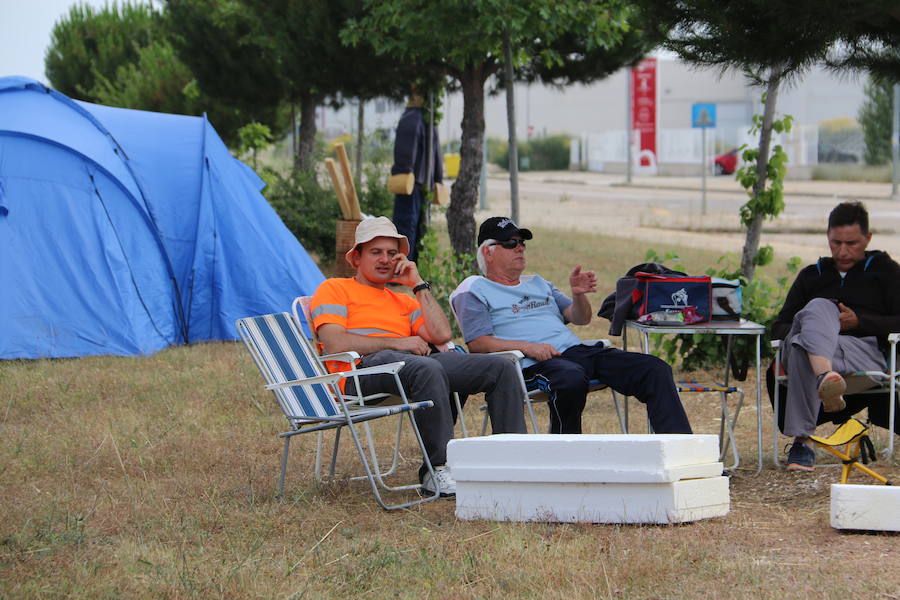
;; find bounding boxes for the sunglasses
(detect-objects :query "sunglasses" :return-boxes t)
[490,239,526,249]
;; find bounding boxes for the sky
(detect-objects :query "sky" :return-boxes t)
[0,0,107,83]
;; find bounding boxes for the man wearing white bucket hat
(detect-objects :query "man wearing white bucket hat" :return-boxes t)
[310,217,527,497]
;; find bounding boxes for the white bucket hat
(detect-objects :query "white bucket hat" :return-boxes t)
[345,216,410,264]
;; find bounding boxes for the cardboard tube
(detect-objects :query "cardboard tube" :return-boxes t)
[388,172,415,195]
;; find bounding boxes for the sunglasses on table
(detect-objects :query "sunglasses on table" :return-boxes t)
[490,239,526,249]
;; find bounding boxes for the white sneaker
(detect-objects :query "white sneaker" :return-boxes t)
[421,465,456,497]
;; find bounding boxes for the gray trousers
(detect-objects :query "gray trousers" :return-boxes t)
[346,350,527,470]
[782,298,884,437]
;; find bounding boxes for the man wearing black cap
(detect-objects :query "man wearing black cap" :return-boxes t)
[450,217,692,435]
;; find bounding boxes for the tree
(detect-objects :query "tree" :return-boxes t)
[634,0,846,280]
[166,0,413,172]
[859,75,897,166]
[45,1,158,101]
[345,0,632,257]
[826,1,900,80]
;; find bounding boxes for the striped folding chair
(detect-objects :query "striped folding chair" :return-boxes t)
[236,312,439,510]
[293,296,469,436]
[292,296,468,484]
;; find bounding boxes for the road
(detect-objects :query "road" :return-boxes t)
[465,171,900,263]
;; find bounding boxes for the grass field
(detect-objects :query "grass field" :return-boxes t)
[2,227,899,599]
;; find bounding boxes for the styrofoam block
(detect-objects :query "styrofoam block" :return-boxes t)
[831,484,900,531]
[455,476,730,524]
[448,434,722,483]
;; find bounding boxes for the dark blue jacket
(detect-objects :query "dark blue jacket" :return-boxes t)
[391,107,443,187]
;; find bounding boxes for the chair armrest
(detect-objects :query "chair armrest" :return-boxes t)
[338,362,406,378]
[266,372,343,390]
[319,351,361,363]
[487,350,525,362]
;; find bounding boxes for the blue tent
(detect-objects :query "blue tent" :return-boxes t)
[0,76,324,359]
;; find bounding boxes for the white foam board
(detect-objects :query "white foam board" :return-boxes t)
[831,484,900,531]
[447,434,722,483]
[455,476,730,524]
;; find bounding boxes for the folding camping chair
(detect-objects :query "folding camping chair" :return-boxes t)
[292,296,468,486]
[809,418,892,485]
[771,333,900,465]
[236,312,439,510]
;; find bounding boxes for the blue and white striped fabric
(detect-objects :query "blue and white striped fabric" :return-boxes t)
[238,313,339,422]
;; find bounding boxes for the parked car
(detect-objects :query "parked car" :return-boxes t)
[818,145,859,163]
[714,148,739,175]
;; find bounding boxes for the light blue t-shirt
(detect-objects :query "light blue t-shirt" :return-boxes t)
[450,274,583,368]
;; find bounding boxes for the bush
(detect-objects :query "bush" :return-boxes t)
[489,135,570,171]
[262,166,396,265]
[416,226,476,338]
[262,169,340,262]
[528,135,571,170]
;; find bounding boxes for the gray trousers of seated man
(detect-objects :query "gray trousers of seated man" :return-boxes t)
[345,350,527,474]
[782,298,885,437]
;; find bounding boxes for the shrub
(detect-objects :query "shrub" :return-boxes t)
[527,135,570,170]
[489,135,570,171]
[262,169,340,262]
[416,225,476,338]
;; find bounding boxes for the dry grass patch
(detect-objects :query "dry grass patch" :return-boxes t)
[2,229,899,599]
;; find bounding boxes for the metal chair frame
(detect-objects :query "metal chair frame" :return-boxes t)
[771,333,899,465]
[237,312,439,510]
[292,296,469,490]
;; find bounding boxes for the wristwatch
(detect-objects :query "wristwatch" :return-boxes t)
[412,281,431,294]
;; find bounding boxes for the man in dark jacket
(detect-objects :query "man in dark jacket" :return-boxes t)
[771,201,900,471]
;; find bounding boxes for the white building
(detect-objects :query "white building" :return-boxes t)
[323,57,867,177]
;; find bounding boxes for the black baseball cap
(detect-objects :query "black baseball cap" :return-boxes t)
[477,217,533,245]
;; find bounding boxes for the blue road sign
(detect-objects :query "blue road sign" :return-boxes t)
[692,103,717,128]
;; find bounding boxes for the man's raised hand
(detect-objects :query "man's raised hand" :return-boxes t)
[390,254,422,288]
[569,265,597,296]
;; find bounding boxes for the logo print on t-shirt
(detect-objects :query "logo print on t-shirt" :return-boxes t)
[511,295,550,314]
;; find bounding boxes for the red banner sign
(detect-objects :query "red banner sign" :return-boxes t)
[631,58,657,168]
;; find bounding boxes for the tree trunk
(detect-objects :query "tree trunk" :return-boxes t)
[296,93,318,173]
[291,104,297,163]
[355,100,364,192]
[447,66,486,257]
[503,31,520,224]
[740,74,782,281]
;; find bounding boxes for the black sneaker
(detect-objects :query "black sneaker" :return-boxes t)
[786,441,815,472]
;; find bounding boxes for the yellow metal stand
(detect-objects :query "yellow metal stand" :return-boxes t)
[810,419,892,485]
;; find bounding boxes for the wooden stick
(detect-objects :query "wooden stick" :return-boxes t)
[334,143,361,219]
[325,158,351,219]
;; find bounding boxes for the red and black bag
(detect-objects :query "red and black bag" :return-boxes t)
[632,272,713,322]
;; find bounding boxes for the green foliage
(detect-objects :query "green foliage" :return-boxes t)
[90,38,198,113]
[236,122,273,170]
[859,75,897,166]
[263,169,340,261]
[735,101,793,269]
[416,227,477,337]
[644,250,802,375]
[491,135,570,171]
[262,148,395,262]
[45,1,159,101]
